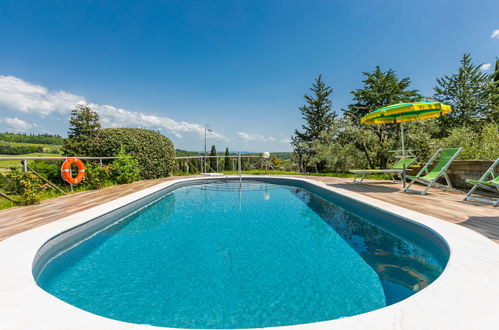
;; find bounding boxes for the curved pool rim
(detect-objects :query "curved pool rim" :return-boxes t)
[0,176,498,330]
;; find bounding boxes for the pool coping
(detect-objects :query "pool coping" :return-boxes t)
[1,175,499,330]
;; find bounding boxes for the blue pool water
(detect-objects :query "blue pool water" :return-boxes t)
[36,181,445,328]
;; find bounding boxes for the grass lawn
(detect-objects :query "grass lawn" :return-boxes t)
[0,197,15,210]
[0,153,62,170]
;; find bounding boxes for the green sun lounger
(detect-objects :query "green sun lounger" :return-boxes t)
[350,157,416,183]
[404,147,462,195]
[464,158,499,207]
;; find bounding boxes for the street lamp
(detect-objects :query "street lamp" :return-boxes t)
[204,124,212,173]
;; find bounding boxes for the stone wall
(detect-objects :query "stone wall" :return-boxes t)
[407,160,494,189]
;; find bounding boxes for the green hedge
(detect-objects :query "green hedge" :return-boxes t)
[89,128,175,179]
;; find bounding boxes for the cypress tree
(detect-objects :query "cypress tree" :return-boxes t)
[224,147,230,171]
[209,145,217,172]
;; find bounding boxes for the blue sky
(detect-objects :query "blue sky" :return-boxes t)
[0,0,498,152]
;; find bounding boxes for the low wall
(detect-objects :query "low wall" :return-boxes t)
[407,160,494,189]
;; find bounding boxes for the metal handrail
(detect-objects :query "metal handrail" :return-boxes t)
[174,153,275,175]
[175,155,262,159]
[0,156,117,160]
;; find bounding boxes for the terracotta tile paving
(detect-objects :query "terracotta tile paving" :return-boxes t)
[0,175,498,243]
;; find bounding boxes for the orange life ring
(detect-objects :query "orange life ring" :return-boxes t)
[61,158,85,185]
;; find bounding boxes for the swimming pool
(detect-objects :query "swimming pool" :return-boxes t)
[34,178,448,329]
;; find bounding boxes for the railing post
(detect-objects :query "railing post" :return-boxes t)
[216,157,219,173]
[23,159,28,172]
[238,152,242,182]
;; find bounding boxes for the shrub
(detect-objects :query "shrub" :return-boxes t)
[479,122,499,160]
[6,169,47,205]
[112,148,140,184]
[89,128,175,179]
[437,122,499,160]
[84,162,113,189]
[30,160,64,185]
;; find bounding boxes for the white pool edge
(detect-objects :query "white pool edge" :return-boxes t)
[1,175,499,330]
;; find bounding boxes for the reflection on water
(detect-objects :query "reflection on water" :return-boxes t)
[104,193,176,235]
[290,187,443,303]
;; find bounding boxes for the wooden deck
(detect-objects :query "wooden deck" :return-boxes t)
[0,175,498,243]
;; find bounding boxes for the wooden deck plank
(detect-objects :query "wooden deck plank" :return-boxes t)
[0,175,498,243]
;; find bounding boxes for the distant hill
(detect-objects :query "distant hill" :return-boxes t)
[0,132,64,145]
[0,132,63,155]
[271,152,292,160]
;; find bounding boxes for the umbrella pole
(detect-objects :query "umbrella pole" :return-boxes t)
[400,121,405,156]
[400,121,406,188]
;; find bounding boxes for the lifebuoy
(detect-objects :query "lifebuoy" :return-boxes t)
[61,158,85,185]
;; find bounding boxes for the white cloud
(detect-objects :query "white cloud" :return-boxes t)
[0,75,84,115]
[237,132,276,143]
[92,104,229,141]
[480,63,492,71]
[491,29,499,39]
[2,117,34,132]
[279,138,291,144]
[0,75,228,141]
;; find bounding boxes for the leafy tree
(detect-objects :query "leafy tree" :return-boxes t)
[434,54,492,130]
[271,155,283,168]
[291,74,336,172]
[291,136,314,172]
[224,147,230,171]
[489,58,499,123]
[62,104,101,156]
[68,104,101,137]
[209,145,217,172]
[343,66,421,168]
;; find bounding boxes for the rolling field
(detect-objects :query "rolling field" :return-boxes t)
[0,153,62,169]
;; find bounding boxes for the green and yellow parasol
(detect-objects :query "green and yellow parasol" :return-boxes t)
[360,102,452,156]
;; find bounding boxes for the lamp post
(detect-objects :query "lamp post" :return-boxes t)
[204,124,212,173]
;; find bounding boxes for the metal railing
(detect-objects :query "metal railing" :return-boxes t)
[0,154,276,198]
[174,153,275,176]
[0,156,118,194]
[0,156,117,172]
